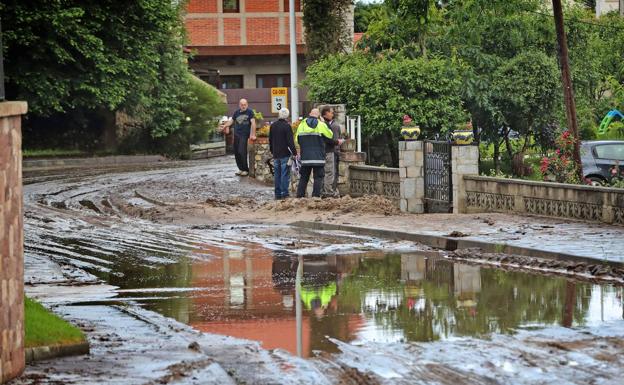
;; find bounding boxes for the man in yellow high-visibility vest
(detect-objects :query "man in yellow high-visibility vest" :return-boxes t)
[295,108,335,198]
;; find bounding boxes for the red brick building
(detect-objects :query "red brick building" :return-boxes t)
[185,0,308,117]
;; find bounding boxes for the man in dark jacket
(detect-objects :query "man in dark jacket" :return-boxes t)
[296,108,334,198]
[269,108,297,199]
[320,106,343,198]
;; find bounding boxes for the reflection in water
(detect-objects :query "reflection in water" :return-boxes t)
[114,243,624,358]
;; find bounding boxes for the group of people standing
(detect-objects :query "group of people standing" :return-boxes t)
[219,99,343,200]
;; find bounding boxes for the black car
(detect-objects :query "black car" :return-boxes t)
[581,140,624,185]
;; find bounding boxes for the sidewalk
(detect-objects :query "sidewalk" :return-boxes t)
[294,212,624,264]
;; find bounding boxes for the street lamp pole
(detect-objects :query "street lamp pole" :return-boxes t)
[288,0,299,122]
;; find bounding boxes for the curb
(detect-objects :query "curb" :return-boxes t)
[23,155,167,171]
[25,341,90,363]
[291,221,624,268]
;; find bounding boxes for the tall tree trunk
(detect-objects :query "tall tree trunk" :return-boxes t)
[493,140,501,174]
[386,131,398,167]
[552,0,583,180]
[504,129,513,161]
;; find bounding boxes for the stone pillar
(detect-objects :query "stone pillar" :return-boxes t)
[451,145,479,214]
[338,151,366,196]
[248,138,273,183]
[0,101,27,384]
[399,141,424,213]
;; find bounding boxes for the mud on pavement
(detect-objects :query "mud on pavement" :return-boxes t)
[16,156,624,385]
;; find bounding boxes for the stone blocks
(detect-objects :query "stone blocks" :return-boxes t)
[399,141,424,213]
[1,101,27,384]
[451,145,479,214]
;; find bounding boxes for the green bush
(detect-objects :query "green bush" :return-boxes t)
[304,52,468,138]
[154,75,226,158]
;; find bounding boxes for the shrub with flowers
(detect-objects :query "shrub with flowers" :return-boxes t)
[539,130,580,184]
[608,162,624,188]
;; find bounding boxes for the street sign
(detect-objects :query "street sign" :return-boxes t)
[270,87,288,114]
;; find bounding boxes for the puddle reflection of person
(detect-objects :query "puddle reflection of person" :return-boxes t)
[299,281,338,318]
[272,253,341,318]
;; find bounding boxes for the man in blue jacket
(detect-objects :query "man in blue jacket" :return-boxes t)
[295,108,334,198]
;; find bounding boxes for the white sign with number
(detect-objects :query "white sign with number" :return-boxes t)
[271,87,288,114]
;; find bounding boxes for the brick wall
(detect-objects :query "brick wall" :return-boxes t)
[187,0,218,13]
[224,19,242,45]
[246,0,280,12]
[0,101,27,384]
[185,19,219,45]
[185,0,305,46]
[247,18,280,45]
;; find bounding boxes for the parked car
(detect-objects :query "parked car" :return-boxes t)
[581,140,624,185]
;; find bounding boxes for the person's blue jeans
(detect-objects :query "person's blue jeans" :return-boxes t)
[274,157,291,199]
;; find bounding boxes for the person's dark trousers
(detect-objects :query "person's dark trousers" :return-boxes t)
[233,134,249,172]
[333,152,339,190]
[296,165,325,198]
[273,157,291,199]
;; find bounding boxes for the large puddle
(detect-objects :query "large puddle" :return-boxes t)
[25,205,624,358]
[107,243,624,358]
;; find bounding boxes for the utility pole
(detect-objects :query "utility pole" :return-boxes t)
[288,0,299,122]
[552,0,583,181]
[620,0,623,17]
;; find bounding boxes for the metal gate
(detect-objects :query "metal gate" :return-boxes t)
[424,141,453,213]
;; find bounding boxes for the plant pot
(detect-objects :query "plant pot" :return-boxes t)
[340,138,357,152]
[401,126,421,141]
[451,129,474,145]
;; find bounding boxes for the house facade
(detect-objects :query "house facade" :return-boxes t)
[185,0,308,118]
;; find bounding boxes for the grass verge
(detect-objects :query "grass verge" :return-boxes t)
[25,297,86,348]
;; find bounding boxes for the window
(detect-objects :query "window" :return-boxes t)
[223,0,240,13]
[256,74,291,88]
[220,75,243,89]
[594,144,624,161]
[284,0,301,12]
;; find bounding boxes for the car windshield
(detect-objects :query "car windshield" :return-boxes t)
[594,144,624,161]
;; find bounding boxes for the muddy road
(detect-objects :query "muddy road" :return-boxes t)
[15,156,624,384]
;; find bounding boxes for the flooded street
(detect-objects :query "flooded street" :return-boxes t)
[17,157,624,384]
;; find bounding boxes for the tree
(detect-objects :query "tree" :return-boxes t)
[304,53,467,165]
[357,0,441,57]
[157,75,226,158]
[354,1,384,33]
[302,0,352,61]
[494,51,561,158]
[1,0,195,150]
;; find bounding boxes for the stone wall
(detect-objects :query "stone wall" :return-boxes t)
[0,101,27,384]
[348,165,400,203]
[249,136,367,197]
[463,176,624,226]
[248,138,273,184]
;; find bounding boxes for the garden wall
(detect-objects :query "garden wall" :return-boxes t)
[463,175,624,226]
[0,101,27,383]
[348,165,400,203]
[249,138,367,197]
